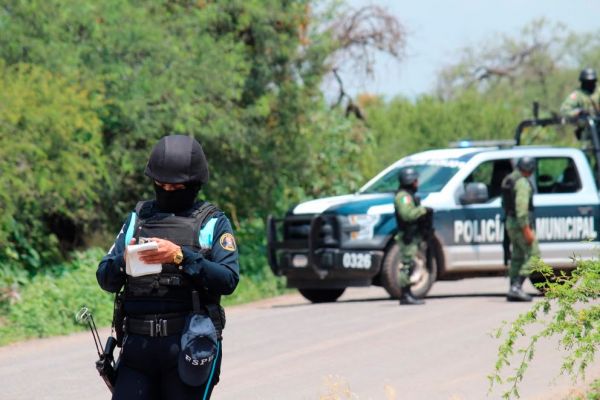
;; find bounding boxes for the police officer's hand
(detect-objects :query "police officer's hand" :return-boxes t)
[138,238,181,265]
[522,225,535,245]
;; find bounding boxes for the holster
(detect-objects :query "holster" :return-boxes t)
[192,290,226,340]
[206,304,226,340]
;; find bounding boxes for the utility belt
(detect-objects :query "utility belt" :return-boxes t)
[121,304,226,339]
[125,312,187,337]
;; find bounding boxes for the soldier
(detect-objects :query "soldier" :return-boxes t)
[501,157,539,302]
[394,168,432,306]
[560,68,600,119]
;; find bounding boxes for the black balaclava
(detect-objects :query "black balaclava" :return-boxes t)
[154,183,201,213]
[582,80,597,95]
[399,182,418,194]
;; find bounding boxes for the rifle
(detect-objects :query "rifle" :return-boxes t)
[502,224,511,267]
[76,307,117,392]
[417,208,435,270]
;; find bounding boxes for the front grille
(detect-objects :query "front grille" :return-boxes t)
[283,217,313,240]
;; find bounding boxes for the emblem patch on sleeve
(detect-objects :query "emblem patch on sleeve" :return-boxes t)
[219,233,237,251]
[401,195,412,205]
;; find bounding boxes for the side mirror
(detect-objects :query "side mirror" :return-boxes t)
[459,182,489,205]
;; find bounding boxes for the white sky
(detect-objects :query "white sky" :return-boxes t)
[333,0,600,99]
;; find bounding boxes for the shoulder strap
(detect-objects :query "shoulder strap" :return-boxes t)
[134,200,154,219]
[191,201,221,227]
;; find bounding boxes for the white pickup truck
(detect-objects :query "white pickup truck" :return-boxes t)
[267,117,600,303]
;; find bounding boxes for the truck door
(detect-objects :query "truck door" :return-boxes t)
[533,156,600,267]
[438,158,513,271]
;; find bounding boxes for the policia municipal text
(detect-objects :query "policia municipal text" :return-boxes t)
[97,135,240,399]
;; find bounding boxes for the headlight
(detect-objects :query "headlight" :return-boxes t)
[346,214,380,241]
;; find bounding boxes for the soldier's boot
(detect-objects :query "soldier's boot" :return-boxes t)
[399,286,425,305]
[506,276,532,302]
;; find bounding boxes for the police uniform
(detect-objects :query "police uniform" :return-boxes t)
[97,135,239,400]
[394,168,429,305]
[501,166,539,302]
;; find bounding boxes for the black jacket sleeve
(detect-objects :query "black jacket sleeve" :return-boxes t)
[181,215,240,296]
[96,213,132,293]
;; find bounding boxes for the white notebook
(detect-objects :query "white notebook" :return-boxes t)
[125,242,162,277]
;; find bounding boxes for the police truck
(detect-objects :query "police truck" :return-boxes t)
[266,116,600,303]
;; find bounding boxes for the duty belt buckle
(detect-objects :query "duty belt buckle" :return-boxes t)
[150,318,168,337]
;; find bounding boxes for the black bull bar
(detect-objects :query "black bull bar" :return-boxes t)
[267,214,338,276]
[266,214,385,285]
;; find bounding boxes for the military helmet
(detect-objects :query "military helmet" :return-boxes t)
[145,135,209,184]
[398,167,419,186]
[579,68,597,82]
[516,157,535,173]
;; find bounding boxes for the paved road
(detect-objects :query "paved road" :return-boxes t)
[1,277,598,400]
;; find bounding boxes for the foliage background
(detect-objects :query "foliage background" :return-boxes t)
[1,1,600,343]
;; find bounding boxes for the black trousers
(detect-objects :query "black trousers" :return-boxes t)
[112,334,222,400]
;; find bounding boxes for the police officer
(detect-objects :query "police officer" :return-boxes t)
[394,168,431,305]
[97,135,239,399]
[560,68,600,119]
[501,157,539,302]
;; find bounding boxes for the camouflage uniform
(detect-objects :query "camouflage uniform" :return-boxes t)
[394,189,427,287]
[502,169,540,281]
[560,88,600,118]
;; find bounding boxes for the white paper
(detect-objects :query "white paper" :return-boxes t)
[125,242,162,277]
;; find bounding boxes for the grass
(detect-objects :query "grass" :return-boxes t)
[0,247,287,346]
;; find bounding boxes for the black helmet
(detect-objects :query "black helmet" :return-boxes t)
[579,68,597,83]
[398,167,419,187]
[516,157,535,173]
[145,135,209,184]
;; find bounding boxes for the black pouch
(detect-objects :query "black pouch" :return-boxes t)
[113,292,125,347]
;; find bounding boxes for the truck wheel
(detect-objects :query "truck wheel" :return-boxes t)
[298,288,345,303]
[380,243,436,299]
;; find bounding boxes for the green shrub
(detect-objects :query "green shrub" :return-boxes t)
[0,60,107,277]
[0,243,286,346]
[0,248,113,345]
[489,259,600,399]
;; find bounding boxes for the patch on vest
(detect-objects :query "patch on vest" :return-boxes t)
[219,233,236,251]
[400,195,412,205]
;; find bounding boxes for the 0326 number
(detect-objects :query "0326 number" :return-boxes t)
[342,253,372,269]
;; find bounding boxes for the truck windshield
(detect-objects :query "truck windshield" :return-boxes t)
[360,164,459,194]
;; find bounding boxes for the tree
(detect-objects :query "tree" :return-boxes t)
[0,61,107,277]
[436,19,600,117]
[324,4,407,119]
[0,0,403,277]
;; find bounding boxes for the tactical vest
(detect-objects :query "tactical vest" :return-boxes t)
[124,200,220,304]
[394,189,421,245]
[394,189,420,233]
[501,174,533,218]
